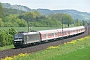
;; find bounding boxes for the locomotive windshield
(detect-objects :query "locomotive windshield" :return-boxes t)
[14,34,23,41]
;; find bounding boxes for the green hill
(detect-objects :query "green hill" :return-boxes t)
[1,3,90,21]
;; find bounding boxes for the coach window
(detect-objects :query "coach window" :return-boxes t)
[55,32,58,35]
[48,33,53,36]
[42,34,46,37]
[59,32,62,36]
[48,33,51,36]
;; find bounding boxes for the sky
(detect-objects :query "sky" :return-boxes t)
[0,0,90,13]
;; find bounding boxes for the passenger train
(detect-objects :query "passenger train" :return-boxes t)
[14,26,85,48]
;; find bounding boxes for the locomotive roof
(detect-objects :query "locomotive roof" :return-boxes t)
[23,32,39,35]
[38,29,58,33]
[15,32,39,35]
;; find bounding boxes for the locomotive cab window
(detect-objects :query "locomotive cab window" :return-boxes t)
[14,34,23,41]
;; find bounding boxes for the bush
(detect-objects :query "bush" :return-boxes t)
[0,28,16,47]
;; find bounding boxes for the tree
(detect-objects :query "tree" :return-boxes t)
[24,12,36,22]
[33,10,40,17]
[0,3,4,18]
[48,13,63,21]
[16,19,27,27]
[74,19,82,26]
[63,14,73,24]
[0,18,3,27]
[8,28,16,35]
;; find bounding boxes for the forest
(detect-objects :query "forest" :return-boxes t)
[0,3,84,27]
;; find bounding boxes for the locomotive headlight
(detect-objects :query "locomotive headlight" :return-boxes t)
[14,42,16,43]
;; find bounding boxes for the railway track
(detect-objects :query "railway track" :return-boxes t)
[0,25,90,59]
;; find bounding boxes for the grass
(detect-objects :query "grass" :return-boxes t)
[56,46,90,60]
[0,27,61,32]
[0,45,14,51]
[1,36,90,60]
[0,24,76,32]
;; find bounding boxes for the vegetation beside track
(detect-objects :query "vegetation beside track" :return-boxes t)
[1,36,90,60]
[0,28,16,47]
[0,45,14,51]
